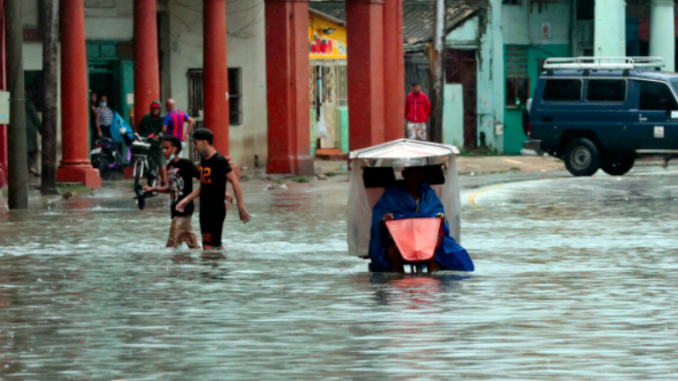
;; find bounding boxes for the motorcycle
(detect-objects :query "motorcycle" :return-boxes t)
[90,128,135,181]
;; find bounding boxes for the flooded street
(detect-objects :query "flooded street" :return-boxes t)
[2,169,678,380]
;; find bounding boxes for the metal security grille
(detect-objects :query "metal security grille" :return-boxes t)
[88,61,112,74]
[505,45,528,78]
[336,66,348,107]
[187,69,204,119]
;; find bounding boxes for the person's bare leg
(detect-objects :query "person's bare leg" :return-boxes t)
[388,245,405,273]
[427,258,439,273]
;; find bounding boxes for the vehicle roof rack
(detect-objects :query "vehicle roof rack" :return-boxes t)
[542,56,665,71]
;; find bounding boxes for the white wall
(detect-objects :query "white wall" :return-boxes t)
[168,0,268,168]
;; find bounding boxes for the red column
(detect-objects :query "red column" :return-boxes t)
[0,0,6,188]
[265,0,313,175]
[134,0,160,127]
[56,0,100,188]
[347,0,385,150]
[383,0,404,142]
[204,0,230,156]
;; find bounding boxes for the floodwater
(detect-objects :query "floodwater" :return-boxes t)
[1,171,678,380]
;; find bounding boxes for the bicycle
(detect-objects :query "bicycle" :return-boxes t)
[132,133,160,209]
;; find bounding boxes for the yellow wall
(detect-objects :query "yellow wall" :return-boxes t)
[309,15,347,60]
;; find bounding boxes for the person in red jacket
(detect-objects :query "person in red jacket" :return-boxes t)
[405,83,431,141]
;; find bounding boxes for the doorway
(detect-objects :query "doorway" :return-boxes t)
[446,49,478,150]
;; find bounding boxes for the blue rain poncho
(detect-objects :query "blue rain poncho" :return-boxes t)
[369,181,474,272]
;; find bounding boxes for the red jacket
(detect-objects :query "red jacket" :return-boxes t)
[405,92,431,123]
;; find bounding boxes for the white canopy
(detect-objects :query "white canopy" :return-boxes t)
[349,139,460,168]
[347,139,462,258]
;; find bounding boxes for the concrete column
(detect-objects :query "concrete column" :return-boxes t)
[594,0,626,57]
[134,0,160,127]
[265,0,313,175]
[56,0,101,188]
[203,0,230,155]
[347,0,385,150]
[650,0,675,71]
[383,0,404,142]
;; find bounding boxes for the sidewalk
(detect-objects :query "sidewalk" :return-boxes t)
[312,155,565,177]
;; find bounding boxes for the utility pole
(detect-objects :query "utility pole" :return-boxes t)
[429,0,445,143]
[40,0,59,195]
[5,0,28,209]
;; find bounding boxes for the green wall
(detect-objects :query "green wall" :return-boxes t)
[120,61,134,126]
[503,44,570,154]
[336,107,349,153]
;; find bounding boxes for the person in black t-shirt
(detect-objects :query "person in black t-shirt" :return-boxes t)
[144,136,213,249]
[176,129,250,250]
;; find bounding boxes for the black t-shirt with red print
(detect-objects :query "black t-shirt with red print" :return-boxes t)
[168,158,201,219]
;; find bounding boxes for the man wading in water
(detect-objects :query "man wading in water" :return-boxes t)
[176,129,250,250]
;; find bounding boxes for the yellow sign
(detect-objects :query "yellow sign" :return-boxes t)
[309,13,347,60]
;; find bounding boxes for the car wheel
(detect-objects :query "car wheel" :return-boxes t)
[601,155,635,176]
[563,137,600,176]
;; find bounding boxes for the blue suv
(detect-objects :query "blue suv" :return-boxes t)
[525,57,678,176]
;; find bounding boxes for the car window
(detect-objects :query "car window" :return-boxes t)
[639,81,678,111]
[586,79,626,102]
[542,79,582,102]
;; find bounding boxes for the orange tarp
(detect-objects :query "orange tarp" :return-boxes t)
[386,218,441,262]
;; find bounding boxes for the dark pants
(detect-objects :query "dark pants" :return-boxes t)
[100,125,112,139]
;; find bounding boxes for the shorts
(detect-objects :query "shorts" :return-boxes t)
[407,122,427,141]
[200,206,226,248]
[166,216,200,249]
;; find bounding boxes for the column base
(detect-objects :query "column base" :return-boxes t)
[297,155,315,177]
[56,165,102,189]
[267,155,295,175]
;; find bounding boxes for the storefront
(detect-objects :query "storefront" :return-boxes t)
[309,9,349,156]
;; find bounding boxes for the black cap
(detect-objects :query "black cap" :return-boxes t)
[191,128,214,143]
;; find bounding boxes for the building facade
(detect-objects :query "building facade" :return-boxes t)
[445,0,678,154]
[19,0,268,169]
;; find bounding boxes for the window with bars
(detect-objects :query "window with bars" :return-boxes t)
[228,68,243,125]
[186,68,243,126]
[505,45,530,107]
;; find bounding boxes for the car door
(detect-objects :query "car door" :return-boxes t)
[630,80,678,150]
[583,78,632,150]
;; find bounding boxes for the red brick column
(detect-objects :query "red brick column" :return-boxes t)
[134,0,160,127]
[346,0,385,150]
[56,0,100,188]
[204,0,230,155]
[383,0,405,142]
[265,0,313,175]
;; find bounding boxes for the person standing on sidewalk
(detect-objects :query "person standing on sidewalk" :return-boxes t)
[25,99,42,177]
[89,91,99,148]
[176,129,250,251]
[405,83,431,141]
[162,98,196,153]
[95,95,114,139]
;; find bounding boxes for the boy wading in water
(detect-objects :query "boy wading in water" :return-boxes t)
[144,136,204,248]
[176,129,250,250]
